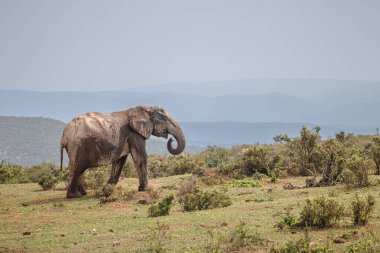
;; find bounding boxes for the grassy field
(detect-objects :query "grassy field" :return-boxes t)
[1,175,380,252]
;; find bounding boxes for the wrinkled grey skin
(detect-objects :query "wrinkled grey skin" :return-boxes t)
[60,106,185,198]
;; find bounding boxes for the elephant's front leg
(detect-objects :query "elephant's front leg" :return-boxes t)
[131,145,148,191]
[107,156,127,185]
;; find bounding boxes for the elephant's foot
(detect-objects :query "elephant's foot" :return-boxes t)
[102,184,115,197]
[138,185,147,192]
[67,189,82,199]
[77,185,87,196]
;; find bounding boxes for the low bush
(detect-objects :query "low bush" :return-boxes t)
[270,230,333,253]
[83,166,110,190]
[226,222,266,251]
[203,222,266,252]
[276,207,297,230]
[177,177,231,212]
[146,222,170,252]
[219,147,271,178]
[299,196,344,228]
[0,160,27,184]
[24,162,63,190]
[38,172,59,190]
[148,194,174,217]
[346,231,380,253]
[351,194,376,225]
[341,155,372,188]
[204,146,229,168]
[148,154,205,178]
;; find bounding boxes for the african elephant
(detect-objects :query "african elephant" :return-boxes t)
[60,106,185,198]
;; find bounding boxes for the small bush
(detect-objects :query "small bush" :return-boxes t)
[0,161,27,184]
[146,222,170,253]
[226,222,265,251]
[204,147,229,168]
[341,155,372,188]
[148,194,174,217]
[346,231,380,253]
[299,196,344,228]
[351,194,376,225]
[105,185,135,202]
[203,223,265,252]
[38,172,59,190]
[276,207,297,230]
[83,166,110,190]
[219,147,271,178]
[270,230,333,253]
[274,126,323,176]
[177,178,232,212]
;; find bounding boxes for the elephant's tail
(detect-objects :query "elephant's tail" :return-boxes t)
[60,144,65,170]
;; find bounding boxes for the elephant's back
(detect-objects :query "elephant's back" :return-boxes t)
[62,113,117,142]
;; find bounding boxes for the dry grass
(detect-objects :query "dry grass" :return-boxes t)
[1,175,380,252]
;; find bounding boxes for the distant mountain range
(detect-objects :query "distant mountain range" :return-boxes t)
[0,79,379,125]
[0,116,378,165]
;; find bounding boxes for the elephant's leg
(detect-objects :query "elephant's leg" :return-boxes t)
[131,144,148,191]
[107,155,127,185]
[77,172,87,196]
[67,167,83,198]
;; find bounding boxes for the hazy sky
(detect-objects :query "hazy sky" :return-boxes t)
[0,0,379,91]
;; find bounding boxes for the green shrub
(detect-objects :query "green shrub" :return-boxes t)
[270,230,333,253]
[148,154,205,177]
[226,222,265,251]
[179,188,231,212]
[83,166,110,190]
[0,160,27,184]
[365,137,380,175]
[341,155,372,188]
[171,154,205,175]
[276,207,297,229]
[351,194,376,225]
[24,162,63,190]
[204,147,229,168]
[274,126,323,176]
[146,222,170,252]
[299,196,344,228]
[148,194,174,217]
[319,139,349,186]
[219,146,272,178]
[38,172,59,190]
[202,223,265,252]
[346,231,380,253]
[25,162,65,184]
[177,177,231,212]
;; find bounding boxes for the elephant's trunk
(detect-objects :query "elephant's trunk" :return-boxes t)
[167,122,186,155]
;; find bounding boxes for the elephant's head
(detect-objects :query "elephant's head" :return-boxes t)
[127,106,186,155]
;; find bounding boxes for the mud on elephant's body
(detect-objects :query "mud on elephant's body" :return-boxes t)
[60,106,185,198]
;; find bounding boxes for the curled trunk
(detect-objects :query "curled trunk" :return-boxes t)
[167,123,186,155]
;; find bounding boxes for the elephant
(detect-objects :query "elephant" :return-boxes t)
[60,106,185,198]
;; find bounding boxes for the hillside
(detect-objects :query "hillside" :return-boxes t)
[0,116,203,166]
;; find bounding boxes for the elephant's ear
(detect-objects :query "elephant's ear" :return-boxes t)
[128,107,154,139]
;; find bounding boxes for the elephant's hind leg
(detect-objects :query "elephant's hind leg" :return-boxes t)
[77,173,87,196]
[67,164,85,199]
